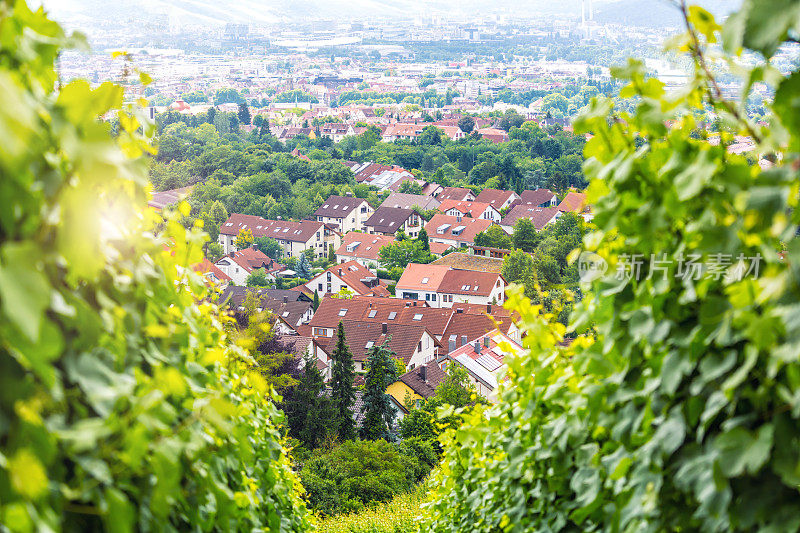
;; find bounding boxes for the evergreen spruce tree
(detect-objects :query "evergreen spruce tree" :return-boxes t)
[360,341,400,440]
[328,243,337,264]
[330,322,356,440]
[296,253,312,279]
[416,227,430,252]
[285,354,334,449]
[313,289,320,311]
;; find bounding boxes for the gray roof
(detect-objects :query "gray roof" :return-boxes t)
[382,192,440,211]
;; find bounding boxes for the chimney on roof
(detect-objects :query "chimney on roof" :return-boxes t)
[419,364,427,382]
[474,340,481,354]
[487,303,491,313]
[283,296,288,303]
[382,323,388,334]
[405,302,411,307]
[461,335,467,346]
[345,191,353,197]
[338,269,343,276]
[448,339,456,352]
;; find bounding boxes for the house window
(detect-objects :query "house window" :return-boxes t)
[338,309,347,317]
[318,283,323,291]
[418,341,422,352]
[368,310,377,318]
[388,312,397,320]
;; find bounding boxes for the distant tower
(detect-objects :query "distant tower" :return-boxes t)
[581,0,594,26]
[581,0,586,26]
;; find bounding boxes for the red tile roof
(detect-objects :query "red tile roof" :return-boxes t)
[336,233,395,261]
[395,264,451,292]
[438,199,497,219]
[311,260,390,297]
[557,192,587,213]
[193,258,231,282]
[437,269,504,297]
[424,214,492,244]
[474,188,518,209]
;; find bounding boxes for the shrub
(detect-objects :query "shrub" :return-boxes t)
[300,440,429,516]
[428,4,800,532]
[0,4,308,531]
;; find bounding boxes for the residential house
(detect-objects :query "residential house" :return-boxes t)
[557,191,588,213]
[192,258,232,286]
[444,329,522,401]
[438,199,501,222]
[308,295,518,358]
[474,188,520,212]
[382,192,441,211]
[220,286,314,335]
[219,213,340,259]
[311,320,443,372]
[320,123,355,142]
[395,263,507,308]
[436,268,507,307]
[336,232,395,271]
[364,207,422,237]
[425,213,492,248]
[518,188,558,207]
[314,194,373,233]
[500,205,561,233]
[305,260,390,298]
[476,127,510,143]
[436,186,476,202]
[388,361,447,408]
[214,248,280,286]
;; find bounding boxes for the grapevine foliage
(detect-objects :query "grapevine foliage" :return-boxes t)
[428,2,800,531]
[0,2,309,531]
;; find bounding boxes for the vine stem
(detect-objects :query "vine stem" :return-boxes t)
[674,0,764,144]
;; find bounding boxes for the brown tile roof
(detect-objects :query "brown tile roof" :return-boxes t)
[441,311,511,351]
[315,320,442,364]
[364,207,415,234]
[309,295,410,329]
[336,233,395,261]
[314,195,368,218]
[500,205,560,230]
[398,361,447,398]
[424,214,492,244]
[557,192,587,213]
[437,269,504,297]
[220,214,324,243]
[220,286,313,327]
[436,187,475,202]
[474,188,518,209]
[518,189,557,207]
[431,253,504,273]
